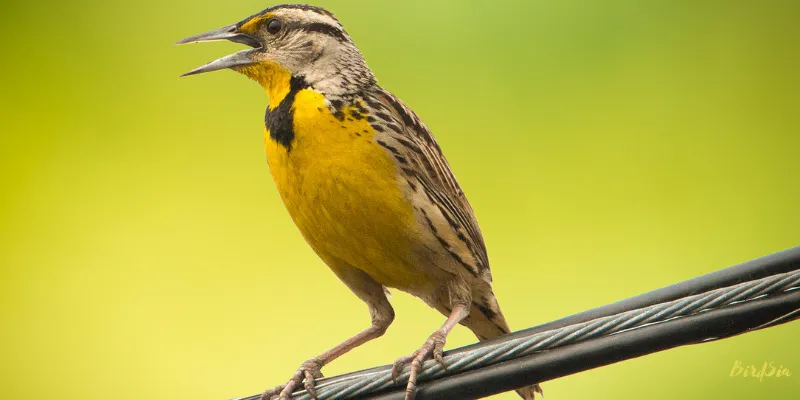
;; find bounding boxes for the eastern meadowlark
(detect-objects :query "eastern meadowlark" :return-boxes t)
[178,4,542,399]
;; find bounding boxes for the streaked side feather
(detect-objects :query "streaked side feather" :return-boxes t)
[359,87,492,281]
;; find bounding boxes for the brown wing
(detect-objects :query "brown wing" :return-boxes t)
[363,87,491,277]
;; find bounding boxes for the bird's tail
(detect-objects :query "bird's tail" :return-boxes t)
[462,294,543,399]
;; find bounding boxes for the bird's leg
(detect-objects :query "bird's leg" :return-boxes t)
[261,271,394,400]
[260,323,390,400]
[392,303,470,400]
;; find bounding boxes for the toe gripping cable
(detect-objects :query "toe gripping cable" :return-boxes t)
[236,246,800,400]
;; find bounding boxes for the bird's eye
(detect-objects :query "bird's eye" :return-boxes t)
[267,19,282,34]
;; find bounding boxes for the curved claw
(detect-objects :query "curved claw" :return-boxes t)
[303,367,320,399]
[432,338,446,369]
[392,330,448,400]
[261,358,324,400]
[260,386,282,400]
[279,379,298,400]
[516,383,545,399]
[391,353,416,384]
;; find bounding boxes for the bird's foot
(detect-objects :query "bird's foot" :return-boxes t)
[516,383,545,399]
[391,330,447,400]
[260,358,324,400]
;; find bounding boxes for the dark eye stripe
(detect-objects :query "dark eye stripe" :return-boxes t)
[302,22,347,42]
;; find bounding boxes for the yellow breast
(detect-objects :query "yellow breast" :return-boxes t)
[263,87,429,290]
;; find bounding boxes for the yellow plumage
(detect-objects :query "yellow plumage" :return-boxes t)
[262,70,430,290]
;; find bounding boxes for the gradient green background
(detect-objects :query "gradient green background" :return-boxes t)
[1,0,798,399]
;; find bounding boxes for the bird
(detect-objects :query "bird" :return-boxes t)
[177,4,542,400]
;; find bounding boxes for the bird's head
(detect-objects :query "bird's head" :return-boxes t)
[178,4,374,97]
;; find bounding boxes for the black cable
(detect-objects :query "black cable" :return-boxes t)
[361,290,799,399]
[477,246,800,348]
[331,246,800,378]
[238,246,800,400]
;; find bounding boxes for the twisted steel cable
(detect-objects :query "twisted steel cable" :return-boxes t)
[237,269,798,400]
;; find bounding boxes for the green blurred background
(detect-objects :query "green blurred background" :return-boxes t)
[1,0,798,399]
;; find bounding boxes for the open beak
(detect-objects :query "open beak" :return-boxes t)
[176,24,263,77]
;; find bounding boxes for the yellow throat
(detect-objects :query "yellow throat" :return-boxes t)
[237,64,430,290]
